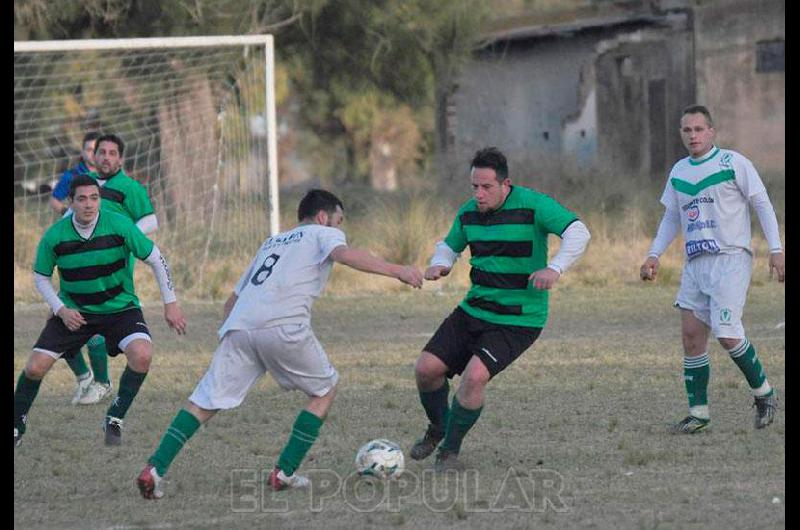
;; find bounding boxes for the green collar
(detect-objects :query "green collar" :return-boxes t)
[688,146,720,166]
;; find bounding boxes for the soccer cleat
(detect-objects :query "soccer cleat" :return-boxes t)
[753,393,777,429]
[410,424,444,461]
[71,372,94,405]
[14,428,22,448]
[433,449,464,472]
[137,464,165,499]
[669,415,710,434]
[77,381,113,405]
[267,466,310,491]
[104,416,124,446]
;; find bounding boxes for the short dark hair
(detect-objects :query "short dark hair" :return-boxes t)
[471,147,508,181]
[297,189,344,221]
[94,133,125,156]
[82,131,102,146]
[68,174,100,199]
[682,105,714,127]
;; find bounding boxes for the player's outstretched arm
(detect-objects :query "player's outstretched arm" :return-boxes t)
[330,245,423,288]
[142,245,187,334]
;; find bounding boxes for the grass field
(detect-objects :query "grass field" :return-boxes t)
[13,283,784,529]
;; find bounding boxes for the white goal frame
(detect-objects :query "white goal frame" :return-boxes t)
[14,35,281,235]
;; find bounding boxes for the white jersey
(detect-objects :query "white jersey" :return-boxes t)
[660,146,766,260]
[218,224,346,338]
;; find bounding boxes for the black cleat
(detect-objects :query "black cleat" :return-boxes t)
[410,424,444,461]
[104,416,124,446]
[753,393,777,429]
[433,449,464,473]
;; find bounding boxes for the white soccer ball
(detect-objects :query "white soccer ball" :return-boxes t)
[355,438,405,479]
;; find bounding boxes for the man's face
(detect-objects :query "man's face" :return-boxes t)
[471,167,511,213]
[323,205,344,228]
[71,184,100,224]
[680,113,715,158]
[82,139,97,168]
[94,140,122,178]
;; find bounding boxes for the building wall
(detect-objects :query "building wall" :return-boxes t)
[694,0,784,174]
[452,33,601,177]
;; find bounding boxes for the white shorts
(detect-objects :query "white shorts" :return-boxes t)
[189,324,339,410]
[674,252,752,339]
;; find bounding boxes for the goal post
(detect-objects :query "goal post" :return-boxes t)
[14,35,280,299]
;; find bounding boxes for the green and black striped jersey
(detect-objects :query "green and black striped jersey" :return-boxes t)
[88,169,155,222]
[444,185,578,328]
[33,210,155,314]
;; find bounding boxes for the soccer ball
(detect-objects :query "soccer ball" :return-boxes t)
[355,439,405,479]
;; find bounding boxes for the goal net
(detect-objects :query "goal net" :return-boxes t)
[14,36,280,300]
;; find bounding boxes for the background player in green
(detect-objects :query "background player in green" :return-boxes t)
[640,105,784,434]
[14,174,187,447]
[65,133,161,406]
[411,147,591,471]
[48,131,105,405]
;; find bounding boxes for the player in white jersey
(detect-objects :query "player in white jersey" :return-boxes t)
[640,105,784,434]
[136,189,423,499]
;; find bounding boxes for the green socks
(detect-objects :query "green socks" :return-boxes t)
[14,372,42,434]
[441,395,483,454]
[419,379,450,433]
[64,351,91,380]
[277,410,324,476]
[683,352,710,419]
[149,409,202,476]
[87,335,110,384]
[106,365,147,420]
[728,339,772,396]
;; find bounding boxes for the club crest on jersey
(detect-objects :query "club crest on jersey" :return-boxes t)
[687,205,700,222]
[720,153,733,169]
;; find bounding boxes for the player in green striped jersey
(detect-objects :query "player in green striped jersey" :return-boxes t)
[14,174,186,448]
[411,147,591,471]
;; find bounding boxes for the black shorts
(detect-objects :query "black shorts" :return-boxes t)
[424,307,541,379]
[33,308,151,358]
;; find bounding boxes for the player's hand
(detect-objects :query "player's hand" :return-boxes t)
[640,256,660,281]
[424,265,451,281]
[164,302,187,335]
[529,268,560,290]
[769,252,785,282]
[57,307,86,331]
[398,266,424,289]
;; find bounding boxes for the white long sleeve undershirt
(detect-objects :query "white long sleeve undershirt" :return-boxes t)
[547,220,591,274]
[429,241,460,269]
[648,205,681,258]
[750,190,783,253]
[136,213,159,235]
[34,273,64,315]
[144,245,177,304]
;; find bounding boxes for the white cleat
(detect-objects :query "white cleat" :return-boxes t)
[77,381,113,405]
[71,372,94,405]
[268,466,310,491]
[137,464,165,499]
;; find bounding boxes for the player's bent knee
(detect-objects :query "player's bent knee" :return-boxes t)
[124,340,153,371]
[415,351,447,380]
[24,354,54,380]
